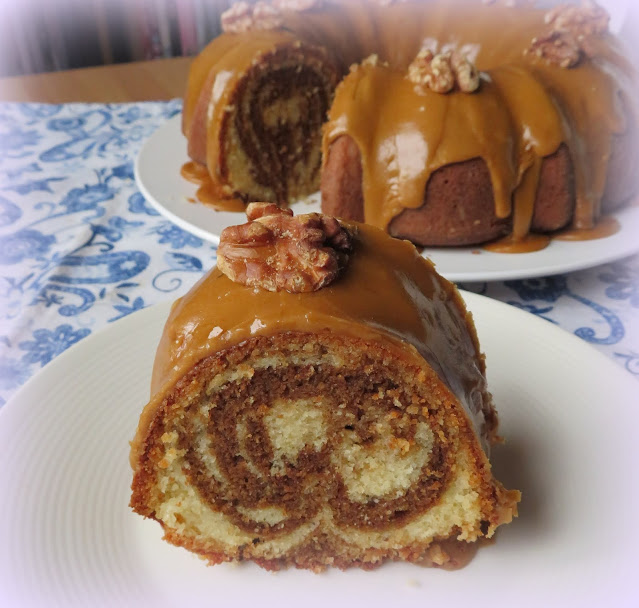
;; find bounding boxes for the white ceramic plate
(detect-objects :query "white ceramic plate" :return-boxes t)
[135,115,639,282]
[1,293,637,608]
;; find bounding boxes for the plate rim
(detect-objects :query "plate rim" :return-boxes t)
[1,291,638,607]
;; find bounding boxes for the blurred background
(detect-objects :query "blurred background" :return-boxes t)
[0,0,635,79]
[0,0,232,78]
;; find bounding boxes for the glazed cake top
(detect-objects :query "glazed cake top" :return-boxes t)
[131,209,492,466]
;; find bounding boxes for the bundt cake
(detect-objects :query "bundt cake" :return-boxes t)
[130,203,520,571]
[181,0,637,251]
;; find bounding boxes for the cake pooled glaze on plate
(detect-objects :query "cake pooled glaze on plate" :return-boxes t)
[130,204,520,571]
[182,0,638,251]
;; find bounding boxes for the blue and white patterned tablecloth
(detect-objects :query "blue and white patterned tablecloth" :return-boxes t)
[0,101,637,407]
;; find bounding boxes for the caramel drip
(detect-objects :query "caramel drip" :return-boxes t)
[182,35,239,140]
[512,157,543,240]
[131,223,491,467]
[180,160,209,184]
[529,49,625,229]
[181,161,246,212]
[484,214,621,251]
[483,233,551,254]
[483,214,621,251]
[554,214,621,241]
[183,30,300,190]
[195,182,246,212]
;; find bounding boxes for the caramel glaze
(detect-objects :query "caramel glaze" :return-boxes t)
[554,214,621,241]
[131,222,492,468]
[318,0,637,249]
[181,161,245,212]
[484,214,622,251]
[483,233,551,254]
[180,160,209,184]
[183,0,636,250]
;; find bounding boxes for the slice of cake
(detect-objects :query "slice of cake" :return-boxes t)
[130,203,520,571]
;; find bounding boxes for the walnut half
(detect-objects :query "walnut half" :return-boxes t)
[217,203,353,293]
[221,1,253,33]
[525,1,609,68]
[544,0,609,38]
[527,30,582,69]
[407,49,480,94]
[272,0,322,10]
[221,1,283,33]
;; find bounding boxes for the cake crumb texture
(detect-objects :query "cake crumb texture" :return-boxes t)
[131,333,519,571]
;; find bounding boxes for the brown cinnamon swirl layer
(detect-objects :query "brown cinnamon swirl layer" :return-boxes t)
[131,332,517,571]
[218,44,339,204]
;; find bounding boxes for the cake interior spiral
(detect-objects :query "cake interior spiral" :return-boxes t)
[185,36,339,206]
[133,332,507,570]
[227,46,333,203]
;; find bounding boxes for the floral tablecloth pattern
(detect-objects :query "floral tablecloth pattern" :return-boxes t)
[0,101,637,407]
